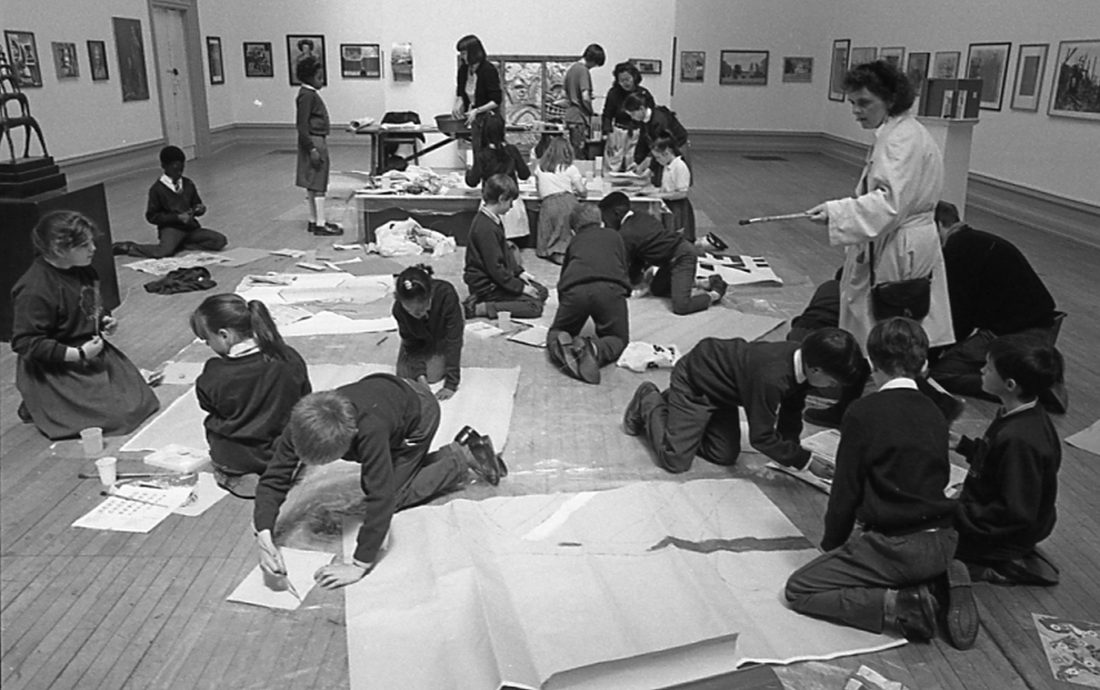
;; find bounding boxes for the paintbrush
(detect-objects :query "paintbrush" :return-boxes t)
[282,576,303,602]
[737,212,812,225]
[100,489,167,507]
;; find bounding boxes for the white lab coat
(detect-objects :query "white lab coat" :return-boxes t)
[825,111,954,348]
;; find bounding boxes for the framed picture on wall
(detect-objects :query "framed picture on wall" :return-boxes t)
[206,36,224,85]
[287,34,326,86]
[932,51,960,79]
[1048,39,1100,121]
[849,47,877,66]
[1010,44,1047,112]
[906,52,930,98]
[719,50,768,85]
[87,40,109,81]
[680,51,705,82]
[966,42,1012,110]
[880,47,905,69]
[782,57,813,83]
[51,42,80,79]
[630,58,661,75]
[340,43,381,79]
[243,41,274,78]
[829,39,850,101]
[4,30,43,88]
[112,17,150,102]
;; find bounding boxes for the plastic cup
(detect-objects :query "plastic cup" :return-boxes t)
[80,427,104,457]
[498,311,512,330]
[95,456,117,486]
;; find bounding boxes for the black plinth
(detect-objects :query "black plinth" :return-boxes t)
[0,156,68,198]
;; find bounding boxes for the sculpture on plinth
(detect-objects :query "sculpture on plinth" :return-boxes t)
[0,49,65,198]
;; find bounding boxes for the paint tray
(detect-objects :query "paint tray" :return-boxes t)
[143,444,210,473]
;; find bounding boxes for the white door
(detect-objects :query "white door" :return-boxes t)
[151,6,196,157]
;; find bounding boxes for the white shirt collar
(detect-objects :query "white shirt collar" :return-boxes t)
[478,203,503,225]
[1001,399,1038,418]
[160,174,181,192]
[793,349,806,385]
[300,82,318,92]
[621,210,635,224]
[227,338,260,358]
[878,376,918,391]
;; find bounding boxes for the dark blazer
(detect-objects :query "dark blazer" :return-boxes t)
[456,61,503,114]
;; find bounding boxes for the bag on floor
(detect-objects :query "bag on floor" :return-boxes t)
[616,341,682,373]
[143,267,217,295]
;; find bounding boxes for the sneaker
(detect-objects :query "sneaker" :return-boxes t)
[623,381,660,435]
[111,241,136,256]
[454,425,506,485]
[893,584,937,641]
[707,274,728,301]
[571,336,601,384]
[942,560,980,649]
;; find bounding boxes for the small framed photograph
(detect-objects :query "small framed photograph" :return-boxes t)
[206,36,224,85]
[4,30,43,87]
[680,51,705,82]
[1048,39,1100,121]
[243,41,273,78]
[52,41,79,79]
[829,39,851,101]
[287,34,326,86]
[1010,44,1048,112]
[630,58,661,75]
[849,47,877,67]
[87,40,109,81]
[906,52,930,98]
[880,47,905,69]
[932,51,960,79]
[720,50,768,86]
[340,43,381,79]
[112,17,150,102]
[782,57,813,83]
[966,42,1012,110]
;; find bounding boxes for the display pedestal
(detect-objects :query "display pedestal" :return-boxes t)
[1,183,120,341]
[917,117,978,211]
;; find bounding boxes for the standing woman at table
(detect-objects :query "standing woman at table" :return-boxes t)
[453,35,502,160]
[602,61,654,174]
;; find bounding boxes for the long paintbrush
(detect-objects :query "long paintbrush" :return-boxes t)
[737,212,812,225]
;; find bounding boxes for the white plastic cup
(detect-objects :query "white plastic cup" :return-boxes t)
[80,427,104,457]
[95,456,117,486]
[594,156,604,177]
[498,311,512,329]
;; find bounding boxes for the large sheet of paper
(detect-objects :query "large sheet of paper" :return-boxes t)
[695,253,783,287]
[628,300,784,355]
[342,480,903,690]
[234,273,391,307]
[226,548,332,610]
[279,311,397,337]
[123,252,229,275]
[1066,419,1100,456]
[72,485,193,533]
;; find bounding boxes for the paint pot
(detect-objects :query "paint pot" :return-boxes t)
[80,426,104,457]
[498,311,512,330]
[95,456,117,487]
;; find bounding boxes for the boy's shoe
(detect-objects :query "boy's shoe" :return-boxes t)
[942,560,980,650]
[623,381,660,435]
[306,222,319,234]
[893,584,937,641]
[707,274,728,301]
[570,336,601,384]
[111,241,136,256]
[705,232,729,251]
[213,467,258,500]
[454,425,506,486]
[311,222,343,236]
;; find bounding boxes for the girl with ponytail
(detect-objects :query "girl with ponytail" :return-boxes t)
[393,264,465,400]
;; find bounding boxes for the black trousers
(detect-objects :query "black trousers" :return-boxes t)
[548,281,630,366]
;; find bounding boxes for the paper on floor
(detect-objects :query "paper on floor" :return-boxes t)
[1066,419,1100,457]
[696,253,783,287]
[279,311,397,337]
[226,548,333,610]
[72,485,193,533]
[173,472,229,517]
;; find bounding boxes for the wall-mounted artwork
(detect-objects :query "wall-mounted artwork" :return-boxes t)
[680,51,704,82]
[391,42,413,82]
[849,47,877,66]
[966,42,1011,110]
[287,34,325,86]
[782,57,813,83]
[1010,43,1047,112]
[490,54,574,152]
[51,42,79,79]
[206,36,224,85]
[112,17,150,101]
[906,52,930,98]
[932,51,960,79]
[880,47,905,69]
[340,44,381,79]
[829,39,850,101]
[1048,39,1100,121]
[631,58,661,75]
[4,30,43,87]
[87,40,109,81]
[720,50,768,86]
[243,42,273,78]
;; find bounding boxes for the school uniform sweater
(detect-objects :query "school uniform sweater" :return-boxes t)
[146,177,204,230]
[392,279,464,391]
[196,348,311,475]
[558,224,631,294]
[679,338,811,469]
[465,144,530,187]
[955,403,1061,561]
[601,84,655,132]
[254,374,423,563]
[618,212,688,283]
[463,210,525,297]
[633,106,689,165]
[296,86,330,148]
[823,387,956,551]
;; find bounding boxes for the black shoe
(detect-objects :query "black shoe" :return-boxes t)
[306,222,319,234]
[707,274,728,301]
[112,241,136,256]
[942,560,980,649]
[213,468,258,500]
[803,404,845,429]
[455,425,506,485]
[623,381,659,436]
[705,232,728,251]
[553,331,582,379]
[570,336,601,384]
[894,584,937,641]
[310,222,343,236]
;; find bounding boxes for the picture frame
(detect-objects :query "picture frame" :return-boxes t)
[87,40,109,81]
[286,34,325,86]
[206,36,224,85]
[966,42,1012,110]
[829,39,850,101]
[243,41,274,78]
[4,30,43,88]
[1048,39,1100,121]
[630,58,661,75]
[906,51,930,98]
[719,50,768,86]
[933,51,960,79]
[340,43,381,79]
[1010,44,1048,112]
[51,42,80,79]
[112,17,150,102]
[880,47,905,69]
[849,46,877,67]
[782,56,813,83]
[680,51,705,83]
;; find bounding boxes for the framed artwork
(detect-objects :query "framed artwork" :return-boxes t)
[906,52,930,98]
[51,42,79,79]
[631,58,661,75]
[87,40,109,81]
[966,42,1012,110]
[719,50,768,86]
[829,39,850,101]
[112,17,150,101]
[680,51,705,82]
[286,34,326,86]
[849,47,877,66]
[340,43,381,79]
[4,30,43,87]
[490,54,574,151]
[932,51,960,79]
[782,57,813,83]
[206,36,224,85]
[1048,39,1100,121]
[243,42,273,78]
[1010,44,1048,112]
[391,42,413,82]
[880,47,905,69]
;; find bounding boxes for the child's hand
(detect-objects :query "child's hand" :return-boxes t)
[314,561,369,589]
[193,203,206,217]
[178,211,193,224]
[807,454,835,481]
[309,148,322,169]
[522,283,541,299]
[83,336,106,359]
[805,203,829,224]
[256,529,286,576]
[100,315,119,336]
[436,387,456,401]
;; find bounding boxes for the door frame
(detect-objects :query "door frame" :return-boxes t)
[147,0,211,157]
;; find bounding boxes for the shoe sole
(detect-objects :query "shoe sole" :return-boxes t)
[944,560,980,649]
[623,382,657,436]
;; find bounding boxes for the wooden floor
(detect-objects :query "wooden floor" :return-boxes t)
[2,144,1098,689]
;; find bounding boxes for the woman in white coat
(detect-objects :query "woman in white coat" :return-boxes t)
[806,61,953,351]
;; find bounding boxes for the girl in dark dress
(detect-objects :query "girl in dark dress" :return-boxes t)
[11,211,159,440]
[392,265,465,401]
[465,113,531,241]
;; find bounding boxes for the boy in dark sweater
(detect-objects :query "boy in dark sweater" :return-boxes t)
[546,205,631,384]
[954,333,1062,586]
[599,191,724,315]
[785,317,979,650]
[623,328,864,474]
[254,374,506,590]
[462,174,548,319]
[112,145,228,258]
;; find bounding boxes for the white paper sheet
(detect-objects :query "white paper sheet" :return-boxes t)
[1066,419,1100,456]
[172,472,229,517]
[217,246,270,267]
[695,253,783,287]
[72,485,193,533]
[466,321,503,339]
[159,361,206,386]
[123,252,230,275]
[226,548,332,610]
[279,311,397,337]
[507,325,549,348]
